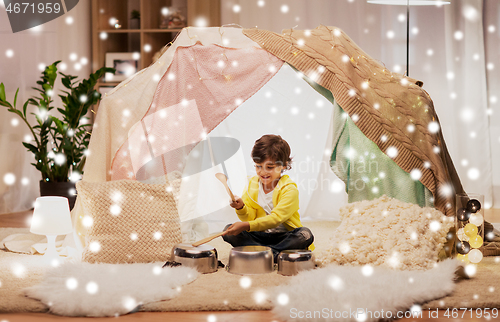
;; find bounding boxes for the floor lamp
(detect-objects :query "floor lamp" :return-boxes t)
[367,0,450,77]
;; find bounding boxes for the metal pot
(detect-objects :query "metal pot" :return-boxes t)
[277,250,315,276]
[227,246,274,275]
[171,243,218,274]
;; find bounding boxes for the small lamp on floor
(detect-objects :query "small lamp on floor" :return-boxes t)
[30,196,73,261]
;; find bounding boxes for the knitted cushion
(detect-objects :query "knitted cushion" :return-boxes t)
[76,180,181,263]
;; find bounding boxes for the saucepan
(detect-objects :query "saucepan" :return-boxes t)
[277,249,315,276]
[226,246,274,275]
[171,243,218,274]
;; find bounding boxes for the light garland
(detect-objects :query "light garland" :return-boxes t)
[456,194,484,263]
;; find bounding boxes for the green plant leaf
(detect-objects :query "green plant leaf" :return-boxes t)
[13,88,19,108]
[23,101,29,117]
[0,83,6,102]
[22,142,39,154]
[52,117,65,133]
[8,108,22,118]
[0,100,12,108]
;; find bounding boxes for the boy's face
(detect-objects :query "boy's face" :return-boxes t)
[254,159,283,186]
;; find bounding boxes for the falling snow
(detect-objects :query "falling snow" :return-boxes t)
[277,292,289,305]
[239,276,252,289]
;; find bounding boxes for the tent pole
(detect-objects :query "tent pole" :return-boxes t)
[206,135,216,168]
[406,0,410,77]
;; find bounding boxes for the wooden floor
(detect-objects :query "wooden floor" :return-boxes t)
[1,209,499,322]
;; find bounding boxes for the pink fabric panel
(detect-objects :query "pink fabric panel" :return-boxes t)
[111,44,283,181]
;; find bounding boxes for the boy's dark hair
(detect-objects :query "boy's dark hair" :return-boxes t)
[251,134,292,171]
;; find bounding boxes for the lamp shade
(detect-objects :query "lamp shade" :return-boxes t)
[30,196,73,235]
[367,0,450,5]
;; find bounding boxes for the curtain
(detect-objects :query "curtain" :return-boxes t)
[484,0,500,207]
[0,0,91,214]
[222,0,499,208]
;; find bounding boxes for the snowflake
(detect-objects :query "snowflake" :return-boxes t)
[253,290,267,304]
[410,169,422,180]
[86,281,99,294]
[361,265,373,277]
[122,296,137,311]
[239,276,252,289]
[11,263,26,278]
[464,264,477,277]
[429,221,441,232]
[82,216,93,227]
[386,146,398,158]
[428,121,440,133]
[54,153,66,165]
[339,242,350,254]
[462,5,479,22]
[110,204,121,216]
[277,293,289,305]
[467,168,480,180]
[3,173,16,185]
[66,277,78,290]
[328,275,344,291]
[89,241,101,253]
[454,30,464,40]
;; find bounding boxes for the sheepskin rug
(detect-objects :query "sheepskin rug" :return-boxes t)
[24,261,199,317]
[272,259,459,322]
[316,196,455,270]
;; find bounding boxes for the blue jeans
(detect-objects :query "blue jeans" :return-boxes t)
[222,224,314,262]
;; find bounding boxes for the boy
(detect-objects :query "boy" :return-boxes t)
[222,134,314,262]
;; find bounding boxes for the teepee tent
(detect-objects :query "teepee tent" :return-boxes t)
[71,26,462,252]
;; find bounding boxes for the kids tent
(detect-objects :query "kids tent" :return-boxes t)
[71,26,463,252]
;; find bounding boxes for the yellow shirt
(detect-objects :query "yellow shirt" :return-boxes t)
[235,174,315,251]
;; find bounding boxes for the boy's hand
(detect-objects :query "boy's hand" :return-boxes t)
[229,196,244,210]
[223,221,250,236]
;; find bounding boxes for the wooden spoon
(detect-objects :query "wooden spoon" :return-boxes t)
[192,231,225,247]
[215,173,236,202]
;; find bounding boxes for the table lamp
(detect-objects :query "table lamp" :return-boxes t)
[367,0,450,76]
[30,196,73,259]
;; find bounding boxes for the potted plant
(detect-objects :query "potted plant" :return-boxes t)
[130,10,140,29]
[0,61,115,209]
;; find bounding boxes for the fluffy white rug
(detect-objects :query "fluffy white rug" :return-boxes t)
[271,259,459,322]
[24,261,199,317]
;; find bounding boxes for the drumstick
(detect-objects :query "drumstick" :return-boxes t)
[192,232,225,247]
[215,173,236,202]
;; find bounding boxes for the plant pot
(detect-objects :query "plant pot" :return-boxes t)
[130,18,140,29]
[39,181,77,210]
